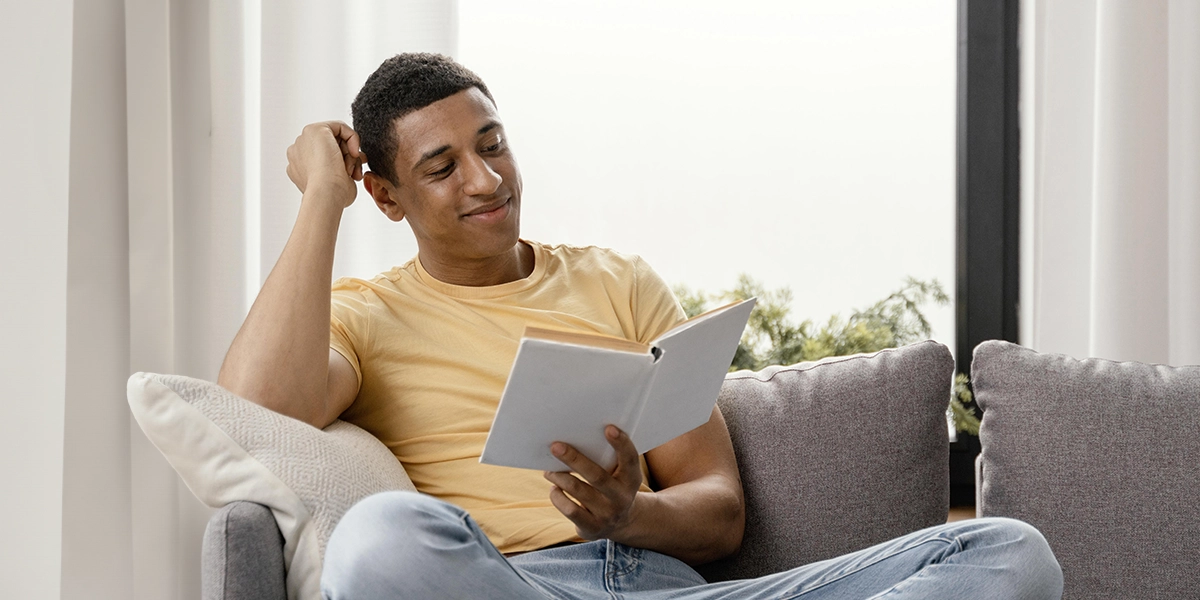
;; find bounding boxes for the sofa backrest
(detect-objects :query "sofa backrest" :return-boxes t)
[698,340,954,582]
[973,340,1200,599]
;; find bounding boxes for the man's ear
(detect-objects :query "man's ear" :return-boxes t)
[362,171,406,222]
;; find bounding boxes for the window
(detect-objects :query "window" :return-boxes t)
[460,0,957,348]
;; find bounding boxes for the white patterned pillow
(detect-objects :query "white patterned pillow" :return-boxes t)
[127,372,415,600]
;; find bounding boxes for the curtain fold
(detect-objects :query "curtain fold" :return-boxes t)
[1168,0,1200,366]
[1024,0,1200,366]
[1088,0,1171,364]
[122,2,456,598]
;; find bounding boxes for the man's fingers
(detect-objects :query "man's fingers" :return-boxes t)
[333,129,365,180]
[605,425,642,483]
[548,486,598,535]
[353,152,368,181]
[550,442,609,486]
[544,470,603,507]
[328,121,361,158]
[343,149,356,178]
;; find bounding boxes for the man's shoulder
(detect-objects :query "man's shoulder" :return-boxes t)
[533,240,643,272]
[331,261,416,303]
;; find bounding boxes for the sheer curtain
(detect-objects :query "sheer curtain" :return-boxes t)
[1021,0,1200,366]
[2,1,451,598]
[128,4,449,599]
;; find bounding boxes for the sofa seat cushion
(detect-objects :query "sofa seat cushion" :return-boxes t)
[973,341,1200,599]
[698,340,953,582]
[127,373,416,600]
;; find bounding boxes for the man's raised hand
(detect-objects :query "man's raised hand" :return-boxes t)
[285,121,365,208]
[543,425,645,541]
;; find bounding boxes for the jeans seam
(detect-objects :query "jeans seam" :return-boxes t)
[869,536,965,599]
[604,540,640,599]
[779,536,957,600]
[457,512,550,595]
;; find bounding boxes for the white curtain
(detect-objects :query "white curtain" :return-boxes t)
[1021,0,1200,366]
[127,4,453,599]
[1,1,452,598]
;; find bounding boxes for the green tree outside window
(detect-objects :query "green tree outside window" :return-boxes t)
[676,275,981,435]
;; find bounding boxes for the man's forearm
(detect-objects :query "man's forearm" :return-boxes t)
[218,184,345,426]
[612,473,745,565]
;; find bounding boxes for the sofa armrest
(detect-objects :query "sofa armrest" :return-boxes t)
[203,501,287,600]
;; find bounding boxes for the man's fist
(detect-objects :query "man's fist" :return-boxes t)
[285,121,364,208]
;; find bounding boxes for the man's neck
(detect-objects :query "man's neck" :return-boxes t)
[418,241,535,287]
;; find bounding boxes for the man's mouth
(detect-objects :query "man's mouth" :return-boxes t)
[463,198,511,222]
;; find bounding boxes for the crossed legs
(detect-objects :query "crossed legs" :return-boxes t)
[322,492,1062,600]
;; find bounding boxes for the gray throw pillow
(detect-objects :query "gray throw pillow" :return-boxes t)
[698,340,953,582]
[973,340,1200,600]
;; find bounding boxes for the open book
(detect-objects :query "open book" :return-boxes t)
[480,298,756,471]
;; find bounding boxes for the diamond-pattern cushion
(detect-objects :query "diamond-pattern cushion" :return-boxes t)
[127,373,415,600]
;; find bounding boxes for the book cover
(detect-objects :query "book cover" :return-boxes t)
[480,298,755,471]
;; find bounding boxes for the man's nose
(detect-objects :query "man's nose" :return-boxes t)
[462,154,502,196]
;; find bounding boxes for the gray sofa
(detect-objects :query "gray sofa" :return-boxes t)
[185,340,1200,599]
[196,341,954,599]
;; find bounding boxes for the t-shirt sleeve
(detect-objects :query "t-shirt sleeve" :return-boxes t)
[329,278,370,389]
[632,256,688,343]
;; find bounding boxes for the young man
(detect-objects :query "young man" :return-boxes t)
[219,53,1062,599]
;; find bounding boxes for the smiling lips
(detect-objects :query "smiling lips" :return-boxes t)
[463,198,511,223]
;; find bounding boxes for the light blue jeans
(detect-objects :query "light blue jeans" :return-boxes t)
[322,492,1062,599]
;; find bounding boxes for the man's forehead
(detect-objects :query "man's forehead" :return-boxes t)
[391,88,501,164]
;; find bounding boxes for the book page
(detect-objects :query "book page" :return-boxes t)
[523,326,651,354]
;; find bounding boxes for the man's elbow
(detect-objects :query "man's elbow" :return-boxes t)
[690,489,745,565]
[714,493,746,561]
[217,367,329,429]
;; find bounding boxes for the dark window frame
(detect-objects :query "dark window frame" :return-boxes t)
[956,0,1021,376]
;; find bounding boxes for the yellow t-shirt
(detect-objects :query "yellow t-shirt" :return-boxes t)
[328,240,686,554]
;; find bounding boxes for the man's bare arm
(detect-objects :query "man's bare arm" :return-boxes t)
[218,122,363,429]
[544,407,745,565]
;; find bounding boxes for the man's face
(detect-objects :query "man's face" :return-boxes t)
[370,87,523,266]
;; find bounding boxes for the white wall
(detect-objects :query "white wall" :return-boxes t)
[0,1,72,598]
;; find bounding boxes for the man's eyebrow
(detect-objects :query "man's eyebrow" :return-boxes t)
[478,121,501,136]
[410,121,503,172]
[413,145,452,171]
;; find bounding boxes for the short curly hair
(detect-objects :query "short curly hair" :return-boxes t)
[351,53,494,184]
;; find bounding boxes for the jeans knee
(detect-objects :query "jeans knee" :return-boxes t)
[978,517,1063,598]
[323,492,472,591]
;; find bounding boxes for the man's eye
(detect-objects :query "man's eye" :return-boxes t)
[483,138,505,153]
[430,163,454,178]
